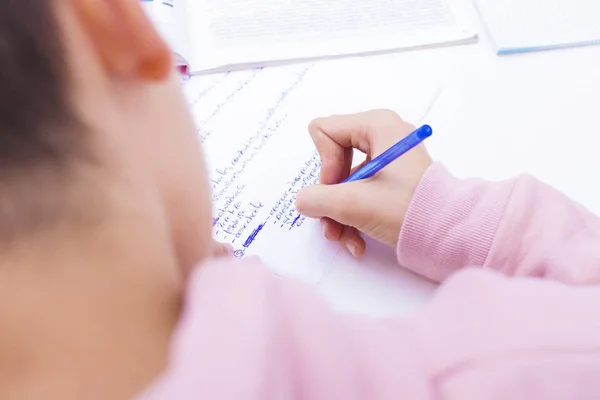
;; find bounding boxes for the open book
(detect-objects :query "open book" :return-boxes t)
[142,0,477,74]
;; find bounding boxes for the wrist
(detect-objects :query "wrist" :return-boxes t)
[396,163,514,282]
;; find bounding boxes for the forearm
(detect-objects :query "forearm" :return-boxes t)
[397,163,600,284]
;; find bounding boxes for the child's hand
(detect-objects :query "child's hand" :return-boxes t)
[296,110,432,258]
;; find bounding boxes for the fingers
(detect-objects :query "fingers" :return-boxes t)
[310,110,402,151]
[309,110,405,153]
[296,181,373,228]
[320,215,365,258]
[321,217,343,241]
[311,156,368,244]
[339,225,365,258]
[211,240,234,258]
[309,110,405,185]
[349,155,370,176]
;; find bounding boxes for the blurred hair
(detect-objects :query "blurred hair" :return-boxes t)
[0,0,88,240]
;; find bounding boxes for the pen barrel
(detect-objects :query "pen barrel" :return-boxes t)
[343,125,432,183]
[378,124,431,161]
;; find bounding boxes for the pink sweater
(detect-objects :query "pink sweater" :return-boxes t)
[137,163,600,399]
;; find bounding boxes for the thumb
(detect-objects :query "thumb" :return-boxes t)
[296,182,371,227]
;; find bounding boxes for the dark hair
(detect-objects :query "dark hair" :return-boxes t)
[1,1,85,239]
[0,0,80,168]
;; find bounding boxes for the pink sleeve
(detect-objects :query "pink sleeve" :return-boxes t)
[137,259,600,400]
[136,164,600,399]
[398,163,600,284]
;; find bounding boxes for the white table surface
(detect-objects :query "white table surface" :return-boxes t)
[315,4,600,316]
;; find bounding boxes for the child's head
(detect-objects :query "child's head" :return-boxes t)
[1,0,213,396]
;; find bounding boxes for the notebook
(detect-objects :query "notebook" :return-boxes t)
[182,56,439,315]
[142,0,477,74]
[475,0,600,55]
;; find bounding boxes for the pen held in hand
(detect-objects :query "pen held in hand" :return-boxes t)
[343,125,433,183]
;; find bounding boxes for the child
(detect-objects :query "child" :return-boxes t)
[1,1,599,399]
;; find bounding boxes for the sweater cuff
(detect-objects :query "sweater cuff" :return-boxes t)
[397,163,515,282]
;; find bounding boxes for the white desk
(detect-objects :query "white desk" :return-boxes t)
[316,7,600,316]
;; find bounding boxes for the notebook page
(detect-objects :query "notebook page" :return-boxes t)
[183,58,439,294]
[141,0,191,66]
[185,0,476,73]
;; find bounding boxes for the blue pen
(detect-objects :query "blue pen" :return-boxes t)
[343,124,433,183]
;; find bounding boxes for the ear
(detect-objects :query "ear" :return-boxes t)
[72,0,173,81]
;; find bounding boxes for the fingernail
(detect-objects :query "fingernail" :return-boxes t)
[346,242,358,258]
[321,220,328,239]
[225,243,234,255]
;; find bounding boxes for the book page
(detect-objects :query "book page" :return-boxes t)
[475,0,600,53]
[141,0,190,66]
[183,57,438,312]
[185,0,476,73]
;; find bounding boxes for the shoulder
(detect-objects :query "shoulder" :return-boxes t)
[137,256,288,399]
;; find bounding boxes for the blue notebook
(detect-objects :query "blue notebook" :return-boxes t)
[475,0,600,55]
